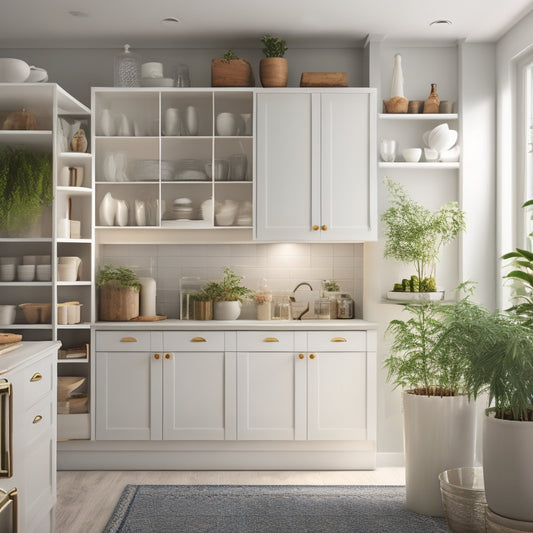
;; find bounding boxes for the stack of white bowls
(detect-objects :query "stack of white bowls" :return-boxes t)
[422,123,460,162]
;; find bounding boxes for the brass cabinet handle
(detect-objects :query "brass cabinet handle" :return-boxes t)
[30,372,42,382]
[298,354,304,359]
[191,337,206,343]
[263,337,279,343]
[321,225,328,231]
[309,353,316,359]
[33,415,43,424]
[165,353,171,359]
[154,353,160,360]
[312,225,319,231]
[331,337,347,343]
[0,380,13,478]
[120,337,137,342]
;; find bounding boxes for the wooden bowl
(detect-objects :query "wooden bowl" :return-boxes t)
[57,376,86,401]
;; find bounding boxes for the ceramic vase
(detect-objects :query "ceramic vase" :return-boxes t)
[99,192,116,226]
[138,277,156,316]
[100,108,115,136]
[390,53,405,97]
[115,200,128,226]
[185,106,199,136]
[424,83,440,113]
[103,153,116,181]
[215,113,236,136]
[135,200,146,226]
[214,301,241,320]
[164,108,181,136]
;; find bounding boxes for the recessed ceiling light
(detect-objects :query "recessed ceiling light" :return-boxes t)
[161,17,181,25]
[430,19,452,26]
[68,10,90,17]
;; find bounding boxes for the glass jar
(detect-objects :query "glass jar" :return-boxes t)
[337,295,354,319]
[114,44,141,87]
[314,298,332,320]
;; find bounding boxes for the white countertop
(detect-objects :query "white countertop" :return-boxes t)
[0,341,61,375]
[93,319,376,331]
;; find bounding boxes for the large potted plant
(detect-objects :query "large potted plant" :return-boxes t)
[260,34,288,87]
[381,178,465,299]
[203,267,252,320]
[97,265,141,321]
[0,147,53,235]
[385,284,485,516]
[211,50,254,87]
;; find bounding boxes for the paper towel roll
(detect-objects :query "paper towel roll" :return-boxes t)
[139,277,156,316]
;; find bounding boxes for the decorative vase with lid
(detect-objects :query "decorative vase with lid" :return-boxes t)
[385,53,408,114]
[114,44,141,87]
[423,83,440,113]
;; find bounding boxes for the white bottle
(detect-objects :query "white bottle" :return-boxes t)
[390,53,405,98]
[139,277,156,317]
[185,106,199,136]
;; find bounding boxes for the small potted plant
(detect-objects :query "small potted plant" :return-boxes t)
[203,267,252,320]
[191,290,213,321]
[97,264,140,321]
[260,34,288,87]
[382,177,465,300]
[211,49,254,87]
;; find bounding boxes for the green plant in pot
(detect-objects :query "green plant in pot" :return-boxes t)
[384,283,485,516]
[190,290,213,321]
[97,265,141,321]
[211,49,254,87]
[0,147,53,235]
[260,34,288,87]
[203,267,252,320]
[382,178,465,298]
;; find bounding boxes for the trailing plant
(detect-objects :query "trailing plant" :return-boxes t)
[203,267,252,302]
[0,147,53,232]
[381,177,465,290]
[385,283,487,397]
[322,279,340,292]
[223,49,239,62]
[502,199,533,326]
[96,265,141,291]
[261,35,288,58]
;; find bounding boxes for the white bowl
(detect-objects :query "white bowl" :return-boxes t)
[0,305,16,324]
[140,77,173,87]
[0,264,15,282]
[17,264,35,281]
[428,123,458,152]
[215,211,236,226]
[0,58,30,82]
[26,66,48,83]
[439,145,461,162]
[424,148,439,161]
[402,148,422,162]
[36,264,51,281]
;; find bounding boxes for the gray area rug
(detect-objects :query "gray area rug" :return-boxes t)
[103,485,449,532]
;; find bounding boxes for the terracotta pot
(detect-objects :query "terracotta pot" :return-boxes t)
[260,58,288,87]
[211,58,254,87]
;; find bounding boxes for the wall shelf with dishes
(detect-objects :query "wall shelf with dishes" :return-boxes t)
[92,88,255,235]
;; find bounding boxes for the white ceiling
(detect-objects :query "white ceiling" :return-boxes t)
[1,0,533,49]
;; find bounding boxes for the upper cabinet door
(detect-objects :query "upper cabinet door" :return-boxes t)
[255,89,377,242]
[320,93,377,241]
[255,92,321,241]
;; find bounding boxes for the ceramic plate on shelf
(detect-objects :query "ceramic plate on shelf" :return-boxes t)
[386,291,444,302]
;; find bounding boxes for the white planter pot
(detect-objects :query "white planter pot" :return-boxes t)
[213,301,241,320]
[402,391,477,516]
[483,413,533,522]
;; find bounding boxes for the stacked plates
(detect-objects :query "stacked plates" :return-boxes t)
[172,198,194,220]
[175,159,208,181]
[132,160,174,181]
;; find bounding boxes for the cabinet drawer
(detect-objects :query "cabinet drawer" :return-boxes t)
[163,331,225,352]
[23,358,54,409]
[307,331,366,352]
[237,331,294,352]
[23,393,53,445]
[96,331,151,352]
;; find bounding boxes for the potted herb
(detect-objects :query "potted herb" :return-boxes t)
[191,290,213,321]
[385,283,486,516]
[97,265,141,321]
[381,178,465,299]
[211,49,254,87]
[0,147,53,235]
[260,34,288,87]
[203,267,252,320]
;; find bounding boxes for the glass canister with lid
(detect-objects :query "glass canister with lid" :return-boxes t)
[337,294,354,319]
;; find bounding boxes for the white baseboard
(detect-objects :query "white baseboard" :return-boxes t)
[377,452,404,467]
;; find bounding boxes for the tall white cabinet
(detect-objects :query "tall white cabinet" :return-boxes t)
[255,89,377,242]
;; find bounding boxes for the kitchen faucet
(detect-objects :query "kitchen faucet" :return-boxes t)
[289,282,313,319]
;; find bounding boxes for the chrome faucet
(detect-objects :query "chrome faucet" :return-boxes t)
[289,282,313,319]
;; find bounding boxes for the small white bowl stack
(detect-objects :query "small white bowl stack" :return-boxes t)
[422,123,460,162]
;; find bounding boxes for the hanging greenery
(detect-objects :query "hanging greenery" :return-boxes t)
[0,146,53,232]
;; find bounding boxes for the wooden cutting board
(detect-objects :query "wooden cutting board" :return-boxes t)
[0,342,22,356]
[130,315,167,322]
[300,72,348,87]
[0,333,22,344]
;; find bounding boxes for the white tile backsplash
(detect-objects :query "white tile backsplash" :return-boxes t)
[99,243,364,319]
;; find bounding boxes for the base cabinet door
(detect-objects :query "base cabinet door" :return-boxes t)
[307,351,368,440]
[95,351,162,440]
[237,352,306,440]
[163,352,234,440]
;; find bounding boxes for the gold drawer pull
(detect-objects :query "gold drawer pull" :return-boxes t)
[309,353,316,359]
[33,415,43,424]
[165,353,172,359]
[154,353,160,360]
[120,337,137,342]
[263,337,279,342]
[191,337,206,343]
[298,354,304,359]
[312,225,319,231]
[331,337,347,342]
[321,225,328,231]
[30,372,42,382]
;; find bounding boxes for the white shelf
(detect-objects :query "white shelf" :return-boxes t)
[0,237,52,243]
[58,152,92,159]
[0,282,52,287]
[56,238,92,244]
[0,130,52,149]
[56,186,92,196]
[378,113,458,120]
[161,220,212,229]
[57,323,91,329]
[0,324,53,329]
[56,281,92,287]
[95,181,159,185]
[379,162,460,170]
[58,358,89,364]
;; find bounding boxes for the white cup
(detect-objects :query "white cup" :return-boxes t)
[0,305,16,325]
[57,264,77,282]
[141,62,163,78]
[69,220,81,239]
[58,256,82,280]
[380,139,397,162]
[36,264,51,281]
[17,264,35,281]
[216,113,236,136]
[0,264,16,282]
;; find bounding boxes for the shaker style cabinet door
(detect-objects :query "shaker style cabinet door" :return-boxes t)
[95,351,163,440]
[255,90,377,242]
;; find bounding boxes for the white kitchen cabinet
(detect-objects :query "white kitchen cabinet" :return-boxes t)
[255,89,377,242]
[0,342,59,533]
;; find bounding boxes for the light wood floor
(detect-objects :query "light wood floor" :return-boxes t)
[56,468,405,533]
